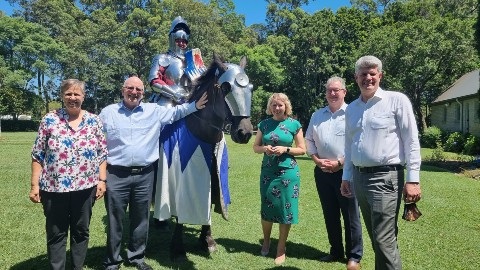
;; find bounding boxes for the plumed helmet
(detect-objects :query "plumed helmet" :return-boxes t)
[168,16,190,57]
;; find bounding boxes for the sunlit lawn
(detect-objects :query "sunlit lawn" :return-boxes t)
[1,132,479,269]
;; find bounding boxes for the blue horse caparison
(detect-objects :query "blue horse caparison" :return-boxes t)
[152,54,254,260]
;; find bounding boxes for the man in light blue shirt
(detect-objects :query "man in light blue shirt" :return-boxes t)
[341,56,422,270]
[99,76,207,270]
[305,76,363,270]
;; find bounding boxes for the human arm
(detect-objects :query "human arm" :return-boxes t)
[397,94,422,202]
[253,129,274,155]
[158,92,208,125]
[29,159,42,203]
[340,180,354,198]
[271,128,306,156]
[95,160,107,200]
[149,54,190,103]
[398,93,421,183]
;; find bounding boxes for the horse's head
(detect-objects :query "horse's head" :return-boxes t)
[187,54,253,144]
[216,56,253,144]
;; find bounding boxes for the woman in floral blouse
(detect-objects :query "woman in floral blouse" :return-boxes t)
[29,79,108,270]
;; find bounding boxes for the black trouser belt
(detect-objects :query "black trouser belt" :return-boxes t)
[107,163,154,174]
[355,164,404,173]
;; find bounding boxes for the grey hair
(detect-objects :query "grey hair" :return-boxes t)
[60,79,85,96]
[355,55,383,74]
[325,76,346,90]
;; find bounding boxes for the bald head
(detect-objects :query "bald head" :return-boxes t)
[122,76,145,110]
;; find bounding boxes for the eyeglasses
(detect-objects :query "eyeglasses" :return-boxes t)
[326,88,345,94]
[123,86,144,92]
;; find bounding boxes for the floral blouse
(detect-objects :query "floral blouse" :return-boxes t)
[31,108,108,192]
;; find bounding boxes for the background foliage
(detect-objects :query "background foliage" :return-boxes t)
[0,0,479,131]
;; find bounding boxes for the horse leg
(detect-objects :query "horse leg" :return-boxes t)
[170,222,187,261]
[199,225,217,253]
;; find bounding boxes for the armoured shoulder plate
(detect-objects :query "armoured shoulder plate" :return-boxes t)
[158,54,172,67]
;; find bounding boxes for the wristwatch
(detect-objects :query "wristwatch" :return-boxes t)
[337,159,343,168]
[99,179,107,183]
[286,147,291,153]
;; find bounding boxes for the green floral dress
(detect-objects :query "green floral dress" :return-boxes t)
[258,117,301,224]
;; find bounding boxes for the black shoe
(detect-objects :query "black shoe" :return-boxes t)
[134,262,153,270]
[320,254,344,262]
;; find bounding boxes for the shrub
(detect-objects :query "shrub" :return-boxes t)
[421,126,442,148]
[427,143,446,162]
[463,134,480,155]
[443,132,465,153]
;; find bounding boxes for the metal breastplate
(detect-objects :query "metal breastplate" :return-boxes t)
[164,57,189,88]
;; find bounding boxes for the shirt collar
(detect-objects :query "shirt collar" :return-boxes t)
[119,100,145,112]
[355,87,384,103]
[322,102,347,114]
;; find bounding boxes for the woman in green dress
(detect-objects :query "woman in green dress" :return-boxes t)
[253,93,306,265]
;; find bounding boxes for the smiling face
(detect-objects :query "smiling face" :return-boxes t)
[63,85,84,115]
[269,98,287,120]
[355,66,382,101]
[326,80,346,110]
[175,38,188,49]
[122,76,144,110]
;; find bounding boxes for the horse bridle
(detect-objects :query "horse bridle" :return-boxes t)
[190,80,225,132]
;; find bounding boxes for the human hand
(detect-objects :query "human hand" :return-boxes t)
[403,182,421,203]
[271,146,287,156]
[96,181,106,200]
[340,180,354,198]
[264,145,274,156]
[195,92,208,110]
[29,185,41,203]
[319,159,335,173]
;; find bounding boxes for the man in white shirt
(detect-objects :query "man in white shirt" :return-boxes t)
[340,55,422,270]
[306,76,363,270]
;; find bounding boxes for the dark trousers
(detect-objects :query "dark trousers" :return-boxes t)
[314,167,363,261]
[103,164,155,269]
[353,169,404,270]
[40,187,96,270]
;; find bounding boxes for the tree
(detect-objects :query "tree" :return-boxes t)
[360,0,479,132]
[0,15,67,114]
[266,0,309,37]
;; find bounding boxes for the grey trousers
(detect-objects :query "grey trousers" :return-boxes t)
[41,187,96,270]
[353,169,404,270]
[103,165,155,269]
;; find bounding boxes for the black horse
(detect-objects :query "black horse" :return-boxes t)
[152,54,253,261]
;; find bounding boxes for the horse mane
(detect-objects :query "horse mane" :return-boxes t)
[188,53,226,102]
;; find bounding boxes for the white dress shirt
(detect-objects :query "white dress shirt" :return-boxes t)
[342,88,421,182]
[305,103,348,160]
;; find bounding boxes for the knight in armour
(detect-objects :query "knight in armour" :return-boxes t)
[148,16,206,107]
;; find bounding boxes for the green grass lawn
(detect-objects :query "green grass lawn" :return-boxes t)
[1,132,480,269]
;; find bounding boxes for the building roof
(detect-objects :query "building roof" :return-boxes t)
[432,69,479,104]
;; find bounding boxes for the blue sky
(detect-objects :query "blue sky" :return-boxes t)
[233,0,351,25]
[0,0,351,25]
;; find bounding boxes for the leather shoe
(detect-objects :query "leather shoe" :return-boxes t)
[134,262,153,270]
[347,259,360,270]
[320,254,343,262]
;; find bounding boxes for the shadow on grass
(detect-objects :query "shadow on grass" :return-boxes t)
[215,237,329,261]
[10,246,106,270]
[147,219,219,269]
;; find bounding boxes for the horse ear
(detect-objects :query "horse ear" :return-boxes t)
[239,56,247,69]
[213,52,227,72]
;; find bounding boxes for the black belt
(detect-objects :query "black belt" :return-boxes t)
[107,163,154,174]
[355,164,404,173]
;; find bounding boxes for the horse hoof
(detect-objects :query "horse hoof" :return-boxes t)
[200,235,217,253]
